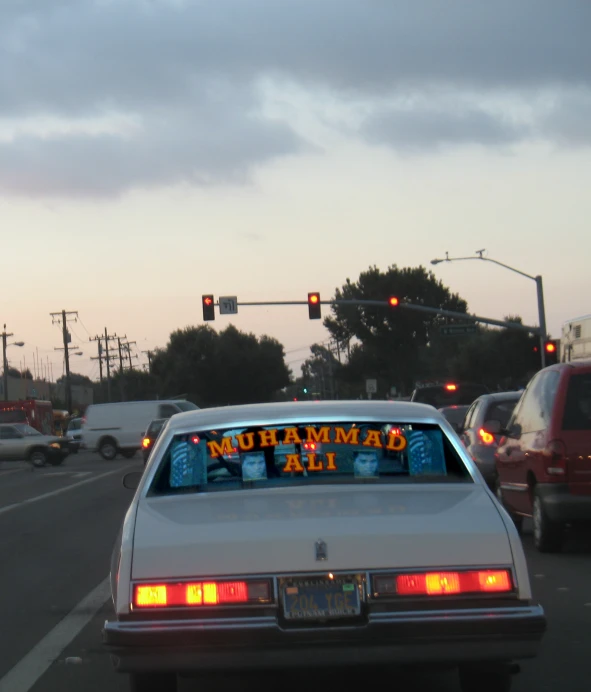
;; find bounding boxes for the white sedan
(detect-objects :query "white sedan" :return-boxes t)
[103,401,545,692]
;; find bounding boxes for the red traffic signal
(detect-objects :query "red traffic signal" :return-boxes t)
[202,294,215,321]
[544,339,559,364]
[308,292,321,320]
[389,296,399,307]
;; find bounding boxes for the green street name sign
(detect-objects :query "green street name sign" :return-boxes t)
[440,324,478,336]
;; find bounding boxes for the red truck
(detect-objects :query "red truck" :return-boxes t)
[0,399,55,435]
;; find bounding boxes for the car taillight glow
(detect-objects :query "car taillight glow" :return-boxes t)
[377,569,513,597]
[133,580,270,608]
[544,439,567,475]
[135,584,167,607]
[142,437,151,448]
[303,442,317,451]
[478,428,495,445]
[445,383,457,391]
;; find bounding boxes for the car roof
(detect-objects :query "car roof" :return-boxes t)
[560,360,591,371]
[167,400,442,432]
[474,391,522,403]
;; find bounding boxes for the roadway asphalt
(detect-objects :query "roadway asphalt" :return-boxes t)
[0,450,589,692]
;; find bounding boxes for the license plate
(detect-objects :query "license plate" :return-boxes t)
[283,579,360,620]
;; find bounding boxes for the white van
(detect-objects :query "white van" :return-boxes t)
[81,400,199,460]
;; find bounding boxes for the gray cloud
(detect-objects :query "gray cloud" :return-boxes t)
[363,104,529,151]
[0,88,304,196]
[1,0,590,196]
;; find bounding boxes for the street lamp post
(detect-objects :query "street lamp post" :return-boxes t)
[1,324,25,401]
[430,251,548,368]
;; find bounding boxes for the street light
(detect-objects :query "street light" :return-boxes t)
[430,250,548,367]
[1,324,25,401]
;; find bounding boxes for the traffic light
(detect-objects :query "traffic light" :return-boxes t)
[544,339,559,365]
[201,294,215,321]
[308,292,321,320]
[388,296,399,307]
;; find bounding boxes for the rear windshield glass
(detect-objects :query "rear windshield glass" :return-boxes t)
[173,401,199,412]
[484,400,519,429]
[149,421,471,496]
[411,385,488,407]
[147,420,167,436]
[562,373,591,430]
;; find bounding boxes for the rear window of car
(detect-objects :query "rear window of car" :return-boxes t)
[149,421,471,496]
[147,420,166,436]
[173,401,199,412]
[483,399,520,429]
[562,373,591,431]
[411,385,488,407]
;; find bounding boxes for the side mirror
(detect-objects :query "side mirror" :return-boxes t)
[122,471,143,490]
[483,419,502,434]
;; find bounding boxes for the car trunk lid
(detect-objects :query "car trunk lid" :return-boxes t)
[131,484,512,579]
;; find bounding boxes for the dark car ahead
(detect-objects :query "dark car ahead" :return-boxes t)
[458,392,522,489]
[64,417,83,453]
[142,418,168,464]
[410,382,489,408]
[438,404,470,433]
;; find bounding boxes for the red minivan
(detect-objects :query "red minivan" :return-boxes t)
[495,360,591,552]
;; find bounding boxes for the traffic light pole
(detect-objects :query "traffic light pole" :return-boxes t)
[218,298,541,334]
[535,276,547,368]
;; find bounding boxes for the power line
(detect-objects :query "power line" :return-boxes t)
[76,315,93,338]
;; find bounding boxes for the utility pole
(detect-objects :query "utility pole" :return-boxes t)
[50,310,78,414]
[124,341,137,370]
[2,326,13,401]
[142,350,153,373]
[91,329,117,402]
[117,336,127,401]
[89,336,104,383]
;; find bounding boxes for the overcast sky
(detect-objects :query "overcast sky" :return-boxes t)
[1,0,590,381]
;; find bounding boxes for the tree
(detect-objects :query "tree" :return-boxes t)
[103,369,160,403]
[301,344,342,399]
[57,372,93,387]
[151,324,290,407]
[324,265,469,396]
[449,316,540,390]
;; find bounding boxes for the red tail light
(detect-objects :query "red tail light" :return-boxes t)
[142,437,151,448]
[445,384,457,391]
[133,580,271,608]
[374,569,512,597]
[544,439,567,476]
[303,442,317,451]
[478,428,495,445]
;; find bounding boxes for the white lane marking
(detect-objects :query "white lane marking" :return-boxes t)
[0,576,110,692]
[558,587,570,591]
[0,466,134,516]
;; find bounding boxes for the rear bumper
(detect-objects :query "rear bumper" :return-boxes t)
[537,484,591,522]
[103,603,545,673]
